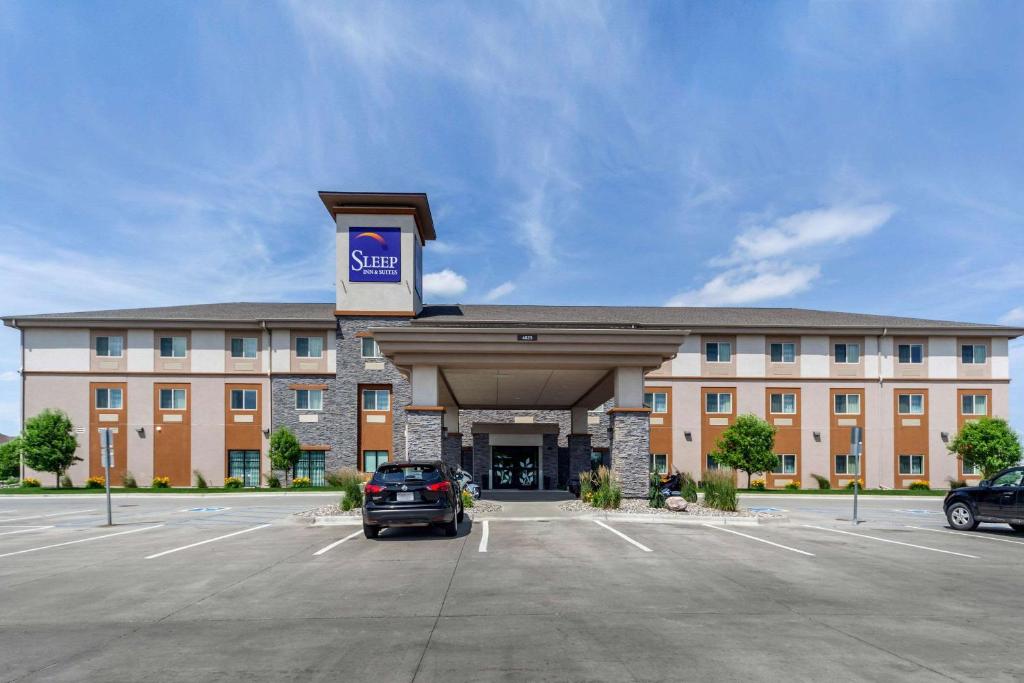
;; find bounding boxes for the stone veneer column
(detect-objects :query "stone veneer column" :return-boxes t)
[567,433,592,482]
[609,409,650,497]
[404,408,444,461]
[542,433,558,490]
[472,432,490,487]
[443,432,462,469]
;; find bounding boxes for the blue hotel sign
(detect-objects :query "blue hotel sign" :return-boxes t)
[349,227,401,282]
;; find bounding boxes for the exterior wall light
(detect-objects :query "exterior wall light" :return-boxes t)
[136,427,145,438]
[813,431,821,442]
[263,428,271,438]
[941,431,950,443]
[683,431,692,441]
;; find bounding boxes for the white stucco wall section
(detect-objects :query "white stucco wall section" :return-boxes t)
[736,335,765,377]
[23,328,90,372]
[127,329,154,372]
[800,335,828,377]
[928,336,957,378]
[671,335,701,376]
[271,329,291,373]
[191,329,225,372]
[878,336,895,378]
[991,337,1009,379]
[863,336,880,377]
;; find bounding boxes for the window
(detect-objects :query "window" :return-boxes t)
[770,393,797,414]
[705,342,732,363]
[705,453,720,471]
[363,450,389,473]
[362,389,390,411]
[159,388,186,410]
[961,394,988,416]
[834,394,861,415]
[230,337,257,359]
[961,344,987,364]
[361,337,382,358]
[95,336,123,357]
[296,336,323,358]
[95,387,123,409]
[898,454,924,475]
[294,451,326,486]
[897,394,924,415]
[962,460,981,476]
[295,389,323,411]
[705,392,732,414]
[227,450,260,487]
[644,392,668,413]
[897,343,923,364]
[159,336,187,358]
[773,454,797,475]
[834,454,861,476]
[649,453,668,475]
[230,389,257,410]
[834,343,860,364]
[770,342,796,363]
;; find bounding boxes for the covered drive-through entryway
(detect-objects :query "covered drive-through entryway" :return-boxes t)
[370,326,688,496]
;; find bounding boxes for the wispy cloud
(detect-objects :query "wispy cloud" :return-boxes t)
[423,269,468,300]
[1000,307,1024,325]
[483,281,516,302]
[667,263,821,307]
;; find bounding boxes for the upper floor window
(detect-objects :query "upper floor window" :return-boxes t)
[296,389,323,411]
[834,343,860,364]
[644,392,668,413]
[769,393,796,414]
[296,336,324,358]
[897,394,924,415]
[961,344,987,364]
[361,337,382,359]
[95,336,123,357]
[705,342,731,363]
[159,336,187,358]
[769,343,796,363]
[95,387,123,409]
[897,344,923,364]
[834,394,861,415]
[961,394,988,416]
[230,389,257,410]
[230,337,257,359]
[159,388,186,410]
[705,392,732,414]
[362,389,390,411]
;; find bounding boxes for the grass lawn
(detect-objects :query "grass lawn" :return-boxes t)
[0,486,341,495]
[739,488,948,496]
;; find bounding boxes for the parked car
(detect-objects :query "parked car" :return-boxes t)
[454,468,481,499]
[362,460,464,538]
[944,466,1024,532]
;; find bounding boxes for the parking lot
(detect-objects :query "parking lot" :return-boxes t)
[1,494,1022,682]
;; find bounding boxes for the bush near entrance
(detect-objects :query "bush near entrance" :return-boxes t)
[949,417,1022,480]
[711,414,778,488]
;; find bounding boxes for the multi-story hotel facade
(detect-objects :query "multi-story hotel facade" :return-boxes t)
[4,192,1021,494]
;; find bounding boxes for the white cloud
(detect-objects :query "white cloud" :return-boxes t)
[0,371,19,382]
[1000,307,1024,325]
[423,269,468,300]
[667,263,821,307]
[484,281,516,302]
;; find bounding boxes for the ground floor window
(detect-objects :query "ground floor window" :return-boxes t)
[961,459,981,476]
[363,450,389,473]
[705,453,720,471]
[294,451,326,486]
[649,453,668,475]
[899,454,925,476]
[590,451,605,471]
[228,450,260,487]
[773,454,797,475]
[835,454,861,476]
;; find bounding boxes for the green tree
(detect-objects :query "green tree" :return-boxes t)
[268,426,301,486]
[22,410,80,487]
[712,414,779,488]
[0,436,23,479]
[949,417,1022,479]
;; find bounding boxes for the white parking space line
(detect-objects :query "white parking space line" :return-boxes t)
[0,525,53,537]
[313,530,362,556]
[803,525,979,559]
[593,519,652,552]
[478,520,489,553]
[145,523,271,560]
[0,509,97,523]
[702,523,815,556]
[0,524,164,559]
[907,525,1024,546]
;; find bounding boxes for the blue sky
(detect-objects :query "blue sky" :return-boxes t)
[2,1,1024,435]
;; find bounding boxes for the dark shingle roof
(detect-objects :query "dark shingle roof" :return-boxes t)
[4,302,336,324]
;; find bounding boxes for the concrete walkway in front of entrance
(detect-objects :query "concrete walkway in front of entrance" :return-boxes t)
[475,490,574,518]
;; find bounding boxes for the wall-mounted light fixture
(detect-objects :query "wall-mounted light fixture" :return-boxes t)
[813,431,821,442]
[683,431,693,441]
[263,428,271,438]
[941,431,950,443]
[136,427,145,438]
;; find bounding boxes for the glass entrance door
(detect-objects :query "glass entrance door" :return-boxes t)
[491,446,539,489]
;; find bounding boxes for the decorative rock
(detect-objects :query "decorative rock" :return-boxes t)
[666,496,688,512]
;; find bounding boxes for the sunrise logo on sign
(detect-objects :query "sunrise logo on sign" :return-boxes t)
[349,227,401,282]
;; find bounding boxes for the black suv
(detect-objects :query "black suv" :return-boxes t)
[944,466,1024,532]
[362,461,464,538]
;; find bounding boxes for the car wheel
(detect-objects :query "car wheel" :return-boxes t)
[444,511,459,537]
[456,501,465,524]
[946,502,979,531]
[363,523,380,539]
[1009,524,1024,533]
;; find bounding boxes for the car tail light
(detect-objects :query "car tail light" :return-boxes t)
[426,481,450,492]
[364,483,384,494]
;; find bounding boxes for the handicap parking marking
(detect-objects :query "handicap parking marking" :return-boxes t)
[749,506,786,513]
[593,519,652,552]
[145,523,272,560]
[907,525,1024,546]
[313,530,362,556]
[803,524,979,559]
[702,523,815,556]
[0,524,165,559]
[894,508,941,515]
[180,506,232,513]
[0,525,54,537]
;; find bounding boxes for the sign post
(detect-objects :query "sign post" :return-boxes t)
[850,426,863,525]
[99,428,114,526]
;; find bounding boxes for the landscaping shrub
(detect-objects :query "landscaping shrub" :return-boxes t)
[193,470,208,489]
[845,478,864,490]
[341,478,363,511]
[784,480,801,491]
[151,476,171,489]
[678,471,698,503]
[947,477,968,490]
[702,469,738,511]
[60,474,74,488]
[589,466,621,510]
[908,480,931,491]
[578,470,593,502]
[223,476,243,489]
[85,476,105,489]
[291,476,312,489]
[749,478,766,491]
[326,468,364,489]
[21,477,41,488]
[648,472,666,509]
[811,473,831,490]
[122,471,138,488]
[265,473,281,488]
[461,489,474,509]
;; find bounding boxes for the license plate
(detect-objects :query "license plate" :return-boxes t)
[397,492,415,502]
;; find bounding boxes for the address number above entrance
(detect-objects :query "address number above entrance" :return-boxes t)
[517,334,538,342]
[349,227,401,282]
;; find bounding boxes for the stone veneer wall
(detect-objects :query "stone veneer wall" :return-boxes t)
[405,409,444,460]
[542,433,558,489]
[610,410,650,497]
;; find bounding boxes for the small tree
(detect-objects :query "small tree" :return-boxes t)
[22,410,80,488]
[712,414,779,488]
[0,436,23,479]
[949,417,1022,479]
[268,426,301,486]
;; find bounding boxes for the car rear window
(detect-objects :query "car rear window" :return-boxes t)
[373,465,443,484]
